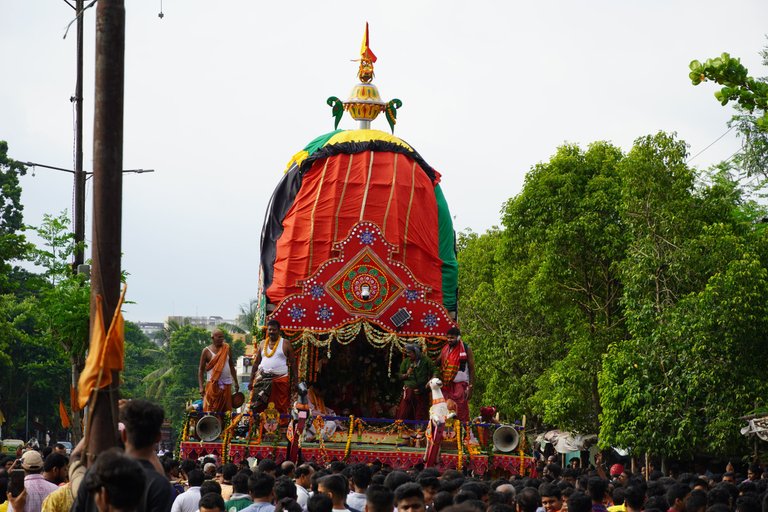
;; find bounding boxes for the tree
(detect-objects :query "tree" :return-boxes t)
[459,141,628,432]
[0,141,32,295]
[599,132,768,457]
[28,211,90,441]
[690,44,768,179]
[0,294,69,439]
[122,321,161,399]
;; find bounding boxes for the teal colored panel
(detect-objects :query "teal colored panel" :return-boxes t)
[434,184,458,311]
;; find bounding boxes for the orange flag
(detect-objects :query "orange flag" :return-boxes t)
[77,286,127,410]
[360,22,377,63]
[59,398,71,429]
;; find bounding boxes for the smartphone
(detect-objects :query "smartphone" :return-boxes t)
[8,468,25,497]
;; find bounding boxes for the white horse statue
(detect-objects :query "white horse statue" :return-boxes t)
[425,377,456,467]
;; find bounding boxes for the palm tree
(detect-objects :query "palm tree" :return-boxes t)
[220,298,259,334]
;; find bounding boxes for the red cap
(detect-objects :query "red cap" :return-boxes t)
[610,463,625,476]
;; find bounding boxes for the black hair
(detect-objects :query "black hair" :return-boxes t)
[296,464,313,478]
[567,492,592,512]
[249,472,276,498]
[461,481,490,500]
[181,459,197,475]
[329,461,347,474]
[455,491,479,504]
[222,463,238,481]
[119,399,164,450]
[366,484,395,512]
[587,477,608,503]
[318,474,347,498]
[308,493,334,512]
[43,453,68,472]
[199,492,226,511]
[539,483,561,500]
[83,448,145,510]
[611,487,625,506]
[384,470,412,491]
[736,494,761,512]
[441,478,465,493]
[487,504,515,512]
[446,327,461,336]
[267,319,281,328]
[623,485,645,510]
[258,459,279,473]
[350,463,373,489]
[275,475,298,501]
[515,488,541,512]
[546,464,563,479]
[232,472,249,494]
[433,491,454,512]
[686,490,707,512]
[200,480,222,497]
[418,476,441,491]
[188,469,205,487]
[666,483,690,507]
[276,498,303,512]
[394,482,425,504]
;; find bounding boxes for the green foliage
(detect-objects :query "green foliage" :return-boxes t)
[598,132,768,456]
[689,52,768,129]
[122,321,161,398]
[0,141,32,295]
[459,142,628,432]
[143,325,211,429]
[29,211,83,285]
[0,294,70,436]
[690,44,768,179]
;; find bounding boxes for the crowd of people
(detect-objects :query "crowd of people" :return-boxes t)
[1,396,767,512]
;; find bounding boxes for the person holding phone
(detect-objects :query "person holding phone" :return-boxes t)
[7,450,57,512]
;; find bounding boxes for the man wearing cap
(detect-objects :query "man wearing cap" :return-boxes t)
[8,450,58,512]
[609,464,627,487]
[395,344,433,420]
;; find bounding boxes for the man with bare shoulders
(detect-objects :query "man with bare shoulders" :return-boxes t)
[248,319,297,416]
[198,329,239,413]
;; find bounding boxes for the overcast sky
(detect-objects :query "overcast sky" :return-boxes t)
[2,1,767,322]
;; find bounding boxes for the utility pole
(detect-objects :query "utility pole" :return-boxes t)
[71,0,87,446]
[86,0,125,459]
[73,0,85,271]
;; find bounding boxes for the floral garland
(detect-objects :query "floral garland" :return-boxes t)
[343,415,355,461]
[312,416,328,464]
[455,419,463,471]
[293,322,434,380]
[221,412,232,463]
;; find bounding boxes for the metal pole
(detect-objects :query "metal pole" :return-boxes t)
[86,0,124,459]
[73,0,86,270]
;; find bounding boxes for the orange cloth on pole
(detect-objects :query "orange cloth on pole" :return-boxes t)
[77,287,126,410]
[59,399,71,429]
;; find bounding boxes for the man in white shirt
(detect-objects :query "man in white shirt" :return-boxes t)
[171,469,205,512]
[295,464,314,509]
[346,464,371,512]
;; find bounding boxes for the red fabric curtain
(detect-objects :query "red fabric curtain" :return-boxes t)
[267,151,442,305]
